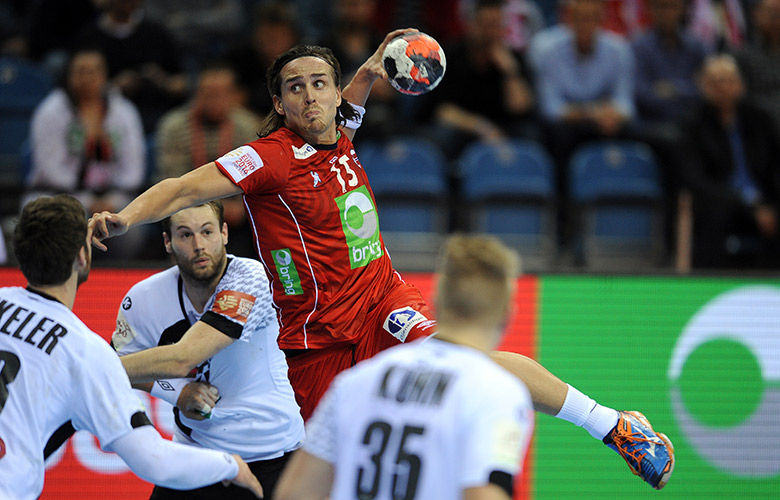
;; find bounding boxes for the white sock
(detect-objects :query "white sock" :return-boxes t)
[555,384,619,440]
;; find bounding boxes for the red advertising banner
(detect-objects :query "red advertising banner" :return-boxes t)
[0,268,538,499]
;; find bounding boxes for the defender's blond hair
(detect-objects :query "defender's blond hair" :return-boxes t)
[435,235,520,328]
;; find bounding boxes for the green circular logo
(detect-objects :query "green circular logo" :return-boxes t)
[678,338,763,427]
[669,285,780,477]
[346,205,365,231]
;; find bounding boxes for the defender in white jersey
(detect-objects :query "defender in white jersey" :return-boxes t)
[113,201,304,500]
[0,195,262,500]
[276,235,534,500]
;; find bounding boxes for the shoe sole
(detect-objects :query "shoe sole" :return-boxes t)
[624,411,676,490]
[654,432,675,490]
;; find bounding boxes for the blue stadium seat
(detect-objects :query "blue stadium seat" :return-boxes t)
[0,57,53,192]
[0,57,53,112]
[569,141,665,268]
[359,137,448,234]
[459,139,557,267]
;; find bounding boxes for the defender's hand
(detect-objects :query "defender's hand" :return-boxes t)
[225,454,264,498]
[178,382,220,420]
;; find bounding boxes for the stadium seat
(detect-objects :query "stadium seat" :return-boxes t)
[459,139,557,270]
[358,138,448,270]
[569,141,665,269]
[0,57,52,204]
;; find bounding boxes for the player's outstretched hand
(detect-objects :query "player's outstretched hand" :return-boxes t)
[178,382,220,420]
[362,27,419,81]
[88,211,130,251]
[226,454,264,498]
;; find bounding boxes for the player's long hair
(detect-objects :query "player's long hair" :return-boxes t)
[14,194,88,286]
[258,44,360,138]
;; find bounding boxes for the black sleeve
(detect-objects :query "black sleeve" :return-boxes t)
[199,311,243,340]
[488,470,514,498]
[44,421,75,459]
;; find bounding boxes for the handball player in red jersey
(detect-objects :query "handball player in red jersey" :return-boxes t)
[90,28,674,490]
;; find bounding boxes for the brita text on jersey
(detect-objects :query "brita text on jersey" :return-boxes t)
[271,248,304,295]
[335,185,382,269]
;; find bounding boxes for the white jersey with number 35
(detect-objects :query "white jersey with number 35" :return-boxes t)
[304,338,534,500]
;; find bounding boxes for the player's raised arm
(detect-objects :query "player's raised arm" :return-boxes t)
[89,162,241,250]
[339,28,417,141]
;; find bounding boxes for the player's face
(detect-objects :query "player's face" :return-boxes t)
[273,56,342,144]
[165,206,228,284]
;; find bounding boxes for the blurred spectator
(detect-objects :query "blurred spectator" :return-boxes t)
[460,0,546,52]
[0,0,34,58]
[373,0,467,44]
[529,0,636,208]
[225,2,299,117]
[320,0,383,78]
[681,54,780,268]
[24,0,100,69]
[601,0,653,37]
[688,0,749,52]
[318,0,402,143]
[24,48,146,259]
[429,0,536,158]
[735,0,780,132]
[633,0,709,127]
[76,0,188,133]
[632,0,710,256]
[155,62,260,258]
[144,0,245,68]
[290,0,334,43]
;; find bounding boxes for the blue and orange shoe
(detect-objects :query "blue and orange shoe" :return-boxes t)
[603,411,675,490]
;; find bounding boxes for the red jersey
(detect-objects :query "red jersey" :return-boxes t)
[215,127,403,349]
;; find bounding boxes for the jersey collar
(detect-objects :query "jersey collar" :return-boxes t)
[312,130,340,150]
[25,286,65,306]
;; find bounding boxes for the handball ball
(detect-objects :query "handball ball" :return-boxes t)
[382,32,446,96]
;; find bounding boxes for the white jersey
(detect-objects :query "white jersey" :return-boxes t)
[0,287,147,499]
[112,255,304,461]
[305,338,534,500]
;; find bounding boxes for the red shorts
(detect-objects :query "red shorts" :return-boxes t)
[285,282,436,420]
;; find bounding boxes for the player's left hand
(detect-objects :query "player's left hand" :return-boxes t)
[362,28,420,82]
[178,382,221,420]
[88,211,129,251]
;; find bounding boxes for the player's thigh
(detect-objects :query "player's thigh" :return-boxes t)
[356,282,437,361]
[286,343,355,420]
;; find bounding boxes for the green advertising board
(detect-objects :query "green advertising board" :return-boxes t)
[535,276,780,498]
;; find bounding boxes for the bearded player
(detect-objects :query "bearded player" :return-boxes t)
[0,195,262,499]
[90,28,674,490]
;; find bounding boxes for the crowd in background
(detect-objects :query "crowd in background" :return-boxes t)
[0,0,779,270]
